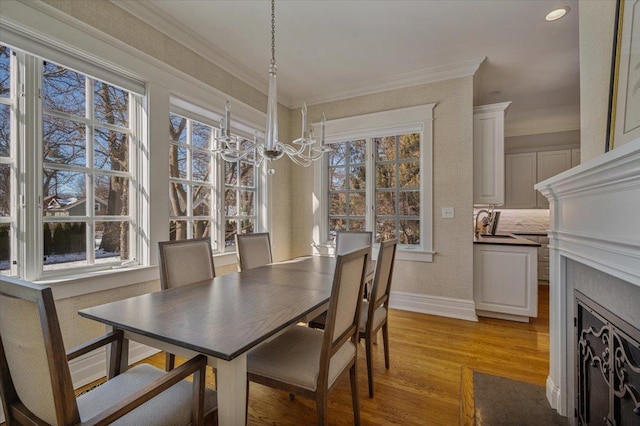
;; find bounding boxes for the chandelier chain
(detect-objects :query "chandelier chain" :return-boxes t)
[271,0,276,65]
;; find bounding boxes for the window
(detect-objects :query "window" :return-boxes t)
[168,109,260,252]
[0,41,145,279]
[314,104,434,262]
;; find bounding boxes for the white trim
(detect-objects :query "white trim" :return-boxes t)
[389,291,478,322]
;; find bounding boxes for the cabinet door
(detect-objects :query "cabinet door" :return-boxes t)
[536,150,572,208]
[505,153,537,208]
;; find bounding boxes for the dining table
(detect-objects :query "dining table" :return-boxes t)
[79,255,337,426]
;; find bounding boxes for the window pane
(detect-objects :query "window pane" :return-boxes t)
[43,116,86,166]
[239,191,254,216]
[168,144,185,179]
[95,221,129,263]
[95,174,129,216]
[225,219,237,247]
[225,161,238,185]
[349,192,366,215]
[169,182,187,216]
[42,62,85,116]
[43,222,87,270]
[329,143,347,166]
[239,218,254,235]
[0,164,9,216]
[94,128,129,171]
[193,185,211,216]
[43,170,86,215]
[399,133,420,159]
[0,104,9,156]
[399,190,420,215]
[0,224,10,272]
[399,161,420,188]
[375,136,396,161]
[192,122,211,149]
[239,162,254,187]
[329,167,346,191]
[170,114,187,142]
[376,191,395,215]
[348,166,366,190]
[349,219,366,231]
[170,220,188,241]
[193,220,211,239]
[376,219,396,243]
[94,81,128,127]
[0,45,10,98]
[192,149,211,182]
[399,220,420,244]
[225,189,237,216]
[349,140,367,164]
[376,164,396,188]
[330,193,346,215]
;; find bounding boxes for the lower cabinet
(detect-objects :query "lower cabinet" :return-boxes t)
[473,244,538,322]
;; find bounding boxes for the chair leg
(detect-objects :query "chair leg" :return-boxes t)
[316,391,328,426]
[165,352,175,371]
[350,362,361,425]
[365,336,374,398]
[382,322,390,369]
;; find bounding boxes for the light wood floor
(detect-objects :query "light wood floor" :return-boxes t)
[78,285,551,425]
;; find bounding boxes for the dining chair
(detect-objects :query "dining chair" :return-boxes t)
[0,276,218,426]
[336,230,375,290]
[310,239,398,397]
[158,237,215,371]
[246,246,369,426]
[235,232,273,271]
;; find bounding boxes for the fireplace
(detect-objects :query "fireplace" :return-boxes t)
[535,137,640,425]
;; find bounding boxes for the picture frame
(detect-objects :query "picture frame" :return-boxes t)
[607,0,640,151]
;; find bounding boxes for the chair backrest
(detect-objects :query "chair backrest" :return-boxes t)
[335,231,372,257]
[0,276,80,425]
[318,247,368,386]
[235,233,273,272]
[368,239,398,312]
[158,238,215,290]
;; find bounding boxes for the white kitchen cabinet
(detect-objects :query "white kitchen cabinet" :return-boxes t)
[536,150,572,208]
[473,243,538,322]
[473,102,511,206]
[505,152,537,208]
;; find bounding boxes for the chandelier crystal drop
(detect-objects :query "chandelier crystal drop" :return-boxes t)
[214,0,331,167]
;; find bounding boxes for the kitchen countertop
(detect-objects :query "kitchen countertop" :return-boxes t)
[473,233,542,247]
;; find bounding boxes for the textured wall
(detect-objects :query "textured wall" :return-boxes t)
[290,77,475,300]
[579,0,617,162]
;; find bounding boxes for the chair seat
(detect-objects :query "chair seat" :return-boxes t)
[247,326,356,392]
[77,364,217,425]
[359,301,387,333]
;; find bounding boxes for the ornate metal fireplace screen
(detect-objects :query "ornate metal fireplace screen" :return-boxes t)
[576,291,640,425]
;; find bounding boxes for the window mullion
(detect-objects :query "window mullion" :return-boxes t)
[365,138,375,235]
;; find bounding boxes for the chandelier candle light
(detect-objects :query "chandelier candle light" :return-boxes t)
[214,0,331,167]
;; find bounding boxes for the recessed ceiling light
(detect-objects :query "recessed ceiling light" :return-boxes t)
[546,7,570,21]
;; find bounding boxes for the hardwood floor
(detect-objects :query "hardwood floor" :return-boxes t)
[76,285,551,425]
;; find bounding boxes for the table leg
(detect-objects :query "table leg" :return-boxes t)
[215,353,247,426]
[104,325,129,379]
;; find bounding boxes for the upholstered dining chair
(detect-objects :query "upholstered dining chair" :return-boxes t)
[246,246,370,426]
[235,232,273,271]
[158,238,215,371]
[310,239,398,397]
[336,231,375,290]
[0,276,218,426]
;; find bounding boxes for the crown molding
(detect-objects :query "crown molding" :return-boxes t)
[296,57,486,108]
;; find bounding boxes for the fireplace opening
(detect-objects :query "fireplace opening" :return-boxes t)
[576,290,640,425]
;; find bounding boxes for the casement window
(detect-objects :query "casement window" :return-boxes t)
[314,104,435,262]
[0,41,145,279]
[169,105,261,252]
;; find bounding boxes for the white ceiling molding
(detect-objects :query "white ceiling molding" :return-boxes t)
[295,57,485,108]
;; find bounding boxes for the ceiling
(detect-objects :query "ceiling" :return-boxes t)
[117,0,581,139]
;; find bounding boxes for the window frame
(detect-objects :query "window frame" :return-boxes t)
[313,104,435,262]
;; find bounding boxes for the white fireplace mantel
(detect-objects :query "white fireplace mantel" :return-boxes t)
[535,137,640,419]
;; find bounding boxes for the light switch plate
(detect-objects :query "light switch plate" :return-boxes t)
[442,207,455,219]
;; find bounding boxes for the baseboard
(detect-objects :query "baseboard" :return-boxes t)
[389,290,478,322]
[69,342,161,388]
[546,375,565,416]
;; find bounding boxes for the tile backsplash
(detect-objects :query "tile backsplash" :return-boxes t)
[495,209,550,233]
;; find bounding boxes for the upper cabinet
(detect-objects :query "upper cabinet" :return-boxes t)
[505,149,574,209]
[473,102,511,206]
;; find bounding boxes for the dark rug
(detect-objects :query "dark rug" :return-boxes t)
[474,372,567,426]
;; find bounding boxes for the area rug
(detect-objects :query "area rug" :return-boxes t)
[473,372,567,426]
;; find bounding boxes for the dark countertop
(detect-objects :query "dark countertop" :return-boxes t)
[474,233,542,247]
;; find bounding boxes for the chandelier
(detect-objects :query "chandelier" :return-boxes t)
[214,0,331,167]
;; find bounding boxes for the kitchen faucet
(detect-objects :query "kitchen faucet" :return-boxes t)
[474,208,501,236]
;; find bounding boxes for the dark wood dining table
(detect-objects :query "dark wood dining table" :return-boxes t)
[79,255,336,426]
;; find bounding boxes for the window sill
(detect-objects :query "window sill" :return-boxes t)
[311,242,435,262]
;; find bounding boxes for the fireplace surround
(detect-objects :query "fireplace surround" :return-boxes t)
[535,137,640,424]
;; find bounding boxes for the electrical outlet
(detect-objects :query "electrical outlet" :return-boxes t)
[442,207,455,219]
